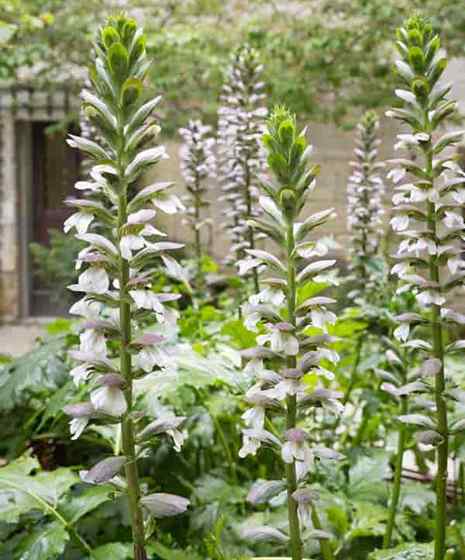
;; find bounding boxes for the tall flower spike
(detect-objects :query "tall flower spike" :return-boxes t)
[347,110,385,297]
[239,106,342,560]
[179,119,215,282]
[64,15,189,559]
[218,45,268,292]
[387,16,465,560]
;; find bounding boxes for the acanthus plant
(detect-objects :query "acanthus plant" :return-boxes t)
[238,106,342,560]
[179,119,216,283]
[387,16,465,560]
[217,44,268,293]
[346,109,386,300]
[337,110,386,434]
[63,15,189,560]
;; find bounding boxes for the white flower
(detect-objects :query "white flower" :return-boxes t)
[238,258,260,276]
[70,417,90,440]
[127,208,156,224]
[242,407,266,429]
[135,346,171,372]
[448,256,465,274]
[152,193,185,214]
[70,363,93,385]
[390,215,410,232]
[281,429,313,481]
[120,234,145,259]
[239,429,280,458]
[69,267,110,295]
[394,323,410,342]
[64,402,94,440]
[69,297,102,319]
[250,288,285,307]
[416,290,446,308]
[80,329,107,357]
[64,212,94,234]
[257,326,299,356]
[130,290,165,313]
[388,168,406,184]
[443,211,464,230]
[91,386,127,416]
[161,255,189,283]
[310,308,337,331]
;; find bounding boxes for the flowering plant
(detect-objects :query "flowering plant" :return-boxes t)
[179,119,216,282]
[347,110,385,299]
[218,45,268,292]
[63,15,189,559]
[387,16,465,560]
[238,106,342,560]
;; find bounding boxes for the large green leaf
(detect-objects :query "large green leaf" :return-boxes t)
[15,521,69,560]
[0,456,78,523]
[60,484,113,524]
[399,483,435,515]
[348,501,388,539]
[0,337,69,411]
[368,542,433,560]
[348,452,390,502]
[221,320,257,349]
[91,543,133,560]
[150,543,202,560]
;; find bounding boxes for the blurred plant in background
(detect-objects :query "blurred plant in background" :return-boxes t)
[179,119,216,284]
[217,45,267,292]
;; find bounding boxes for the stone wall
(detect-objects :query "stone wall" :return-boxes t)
[151,118,399,263]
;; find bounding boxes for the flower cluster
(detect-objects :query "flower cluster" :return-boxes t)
[346,110,385,295]
[217,45,268,290]
[179,119,216,278]
[387,16,465,560]
[62,15,189,558]
[238,106,342,559]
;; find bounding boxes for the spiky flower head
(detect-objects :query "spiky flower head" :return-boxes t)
[217,44,267,272]
[346,110,385,295]
[179,119,215,265]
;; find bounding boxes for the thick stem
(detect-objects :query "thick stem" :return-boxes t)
[285,219,303,560]
[118,192,147,560]
[384,395,408,548]
[424,140,448,560]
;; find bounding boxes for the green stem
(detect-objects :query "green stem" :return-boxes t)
[384,395,408,548]
[118,191,147,560]
[311,505,334,560]
[285,219,303,560]
[425,141,448,560]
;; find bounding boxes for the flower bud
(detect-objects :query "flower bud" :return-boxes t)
[279,188,296,216]
[108,42,129,82]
